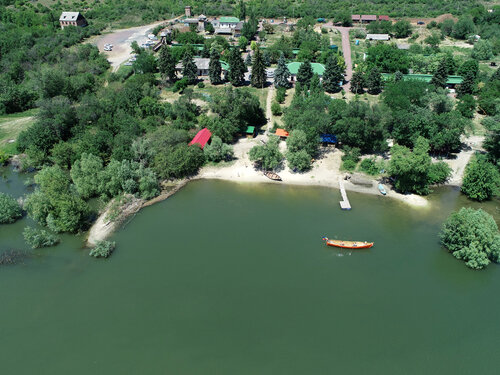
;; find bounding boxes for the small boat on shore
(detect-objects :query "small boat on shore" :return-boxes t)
[263,171,282,181]
[378,183,387,195]
[322,237,373,249]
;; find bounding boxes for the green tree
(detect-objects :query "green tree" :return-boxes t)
[239,36,249,51]
[461,154,500,201]
[322,54,343,93]
[296,61,313,87]
[471,40,493,61]
[430,58,448,88]
[133,52,157,74]
[228,48,246,86]
[392,20,412,38]
[204,136,233,162]
[484,120,500,165]
[274,54,291,89]
[350,71,365,94]
[424,32,441,48]
[456,94,476,118]
[158,46,177,83]
[249,136,283,170]
[237,0,246,20]
[182,51,198,85]
[0,193,22,224]
[388,137,433,195]
[90,240,116,258]
[209,49,223,85]
[451,16,475,40]
[440,208,500,270]
[457,70,476,96]
[70,153,104,199]
[366,66,382,95]
[25,166,90,233]
[287,149,312,172]
[251,48,266,88]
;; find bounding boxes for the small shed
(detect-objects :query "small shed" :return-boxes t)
[361,15,377,23]
[246,126,256,138]
[351,15,361,23]
[275,129,289,139]
[378,15,390,21]
[189,128,212,149]
[320,134,337,144]
[366,34,391,41]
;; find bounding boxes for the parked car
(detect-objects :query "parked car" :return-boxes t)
[417,21,425,25]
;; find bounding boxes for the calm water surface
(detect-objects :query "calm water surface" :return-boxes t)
[1,169,500,374]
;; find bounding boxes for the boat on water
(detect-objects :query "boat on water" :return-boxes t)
[263,171,282,181]
[378,183,387,195]
[322,237,373,249]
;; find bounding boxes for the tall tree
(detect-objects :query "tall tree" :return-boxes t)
[350,71,365,94]
[457,70,476,96]
[251,48,266,88]
[228,48,246,86]
[209,49,223,85]
[274,54,291,88]
[158,46,177,83]
[237,0,246,20]
[182,51,197,85]
[461,154,500,201]
[431,58,448,88]
[322,55,343,93]
[296,60,313,87]
[366,66,382,95]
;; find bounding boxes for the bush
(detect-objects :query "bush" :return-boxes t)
[440,208,500,270]
[197,82,205,88]
[173,77,189,93]
[342,159,357,171]
[461,155,499,201]
[428,161,452,185]
[89,240,116,258]
[287,149,312,172]
[276,87,286,104]
[271,101,282,116]
[358,158,379,175]
[0,150,9,165]
[353,29,366,39]
[0,193,23,224]
[23,227,59,249]
[204,136,233,162]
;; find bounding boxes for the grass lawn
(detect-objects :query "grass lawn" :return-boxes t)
[0,109,38,154]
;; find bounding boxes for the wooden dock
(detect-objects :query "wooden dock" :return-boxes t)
[338,177,351,210]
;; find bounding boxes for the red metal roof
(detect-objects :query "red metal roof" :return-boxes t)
[351,15,361,20]
[275,128,289,137]
[378,15,390,21]
[361,15,377,21]
[189,128,212,149]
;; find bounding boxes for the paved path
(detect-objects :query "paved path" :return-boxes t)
[333,26,353,91]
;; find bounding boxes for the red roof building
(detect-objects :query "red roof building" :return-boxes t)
[189,128,212,149]
[378,15,390,21]
[351,15,361,22]
[275,128,289,138]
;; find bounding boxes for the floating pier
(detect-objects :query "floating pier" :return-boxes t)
[338,177,351,210]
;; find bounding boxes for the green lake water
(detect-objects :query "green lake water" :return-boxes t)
[1,169,500,374]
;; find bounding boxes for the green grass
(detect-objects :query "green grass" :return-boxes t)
[0,109,38,154]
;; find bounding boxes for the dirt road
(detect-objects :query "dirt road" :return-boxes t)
[91,18,179,71]
[333,26,353,90]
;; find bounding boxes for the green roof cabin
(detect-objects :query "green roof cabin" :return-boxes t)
[287,62,326,83]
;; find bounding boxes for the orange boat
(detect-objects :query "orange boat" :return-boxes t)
[322,237,373,249]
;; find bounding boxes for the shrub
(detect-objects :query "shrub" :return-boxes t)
[204,136,233,162]
[353,29,366,39]
[0,150,9,165]
[271,101,282,116]
[23,227,59,249]
[428,161,452,184]
[89,240,116,258]
[461,155,499,201]
[0,193,23,224]
[197,82,205,88]
[358,158,379,175]
[173,77,189,93]
[440,208,500,270]
[287,149,312,172]
[342,159,357,171]
[276,87,286,104]
[341,146,361,164]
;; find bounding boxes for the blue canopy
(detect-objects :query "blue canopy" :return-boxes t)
[320,134,337,143]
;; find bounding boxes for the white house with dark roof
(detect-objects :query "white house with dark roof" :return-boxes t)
[59,12,87,29]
